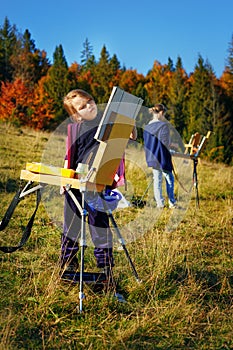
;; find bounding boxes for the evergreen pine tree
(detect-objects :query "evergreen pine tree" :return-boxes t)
[92,45,113,102]
[43,45,71,125]
[0,17,18,81]
[187,55,217,136]
[109,54,121,74]
[80,38,96,71]
[167,57,175,72]
[224,34,233,95]
[216,34,233,164]
[11,29,50,85]
[167,56,188,137]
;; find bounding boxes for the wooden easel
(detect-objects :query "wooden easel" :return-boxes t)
[184,131,211,207]
[170,131,211,207]
[185,131,211,157]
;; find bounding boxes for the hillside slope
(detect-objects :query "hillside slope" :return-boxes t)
[0,123,232,349]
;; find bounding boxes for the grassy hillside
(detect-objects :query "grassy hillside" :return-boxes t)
[0,123,232,349]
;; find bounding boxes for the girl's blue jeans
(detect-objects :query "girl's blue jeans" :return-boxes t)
[152,168,176,207]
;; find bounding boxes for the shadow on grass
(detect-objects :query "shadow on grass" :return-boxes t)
[0,178,19,193]
[112,266,233,349]
[129,263,233,307]
[130,195,147,209]
[168,265,233,305]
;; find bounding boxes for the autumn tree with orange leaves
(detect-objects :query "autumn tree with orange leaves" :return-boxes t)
[0,79,33,126]
[0,17,232,164]
[0,78,54,129]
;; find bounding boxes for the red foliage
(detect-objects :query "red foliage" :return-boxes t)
[0,79,33,125]
[0,78,55,129]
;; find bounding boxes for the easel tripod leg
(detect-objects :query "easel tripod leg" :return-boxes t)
[79,191,87,313]
[108,211,141,283]
[193,158,200,208]
[65,187,87,313]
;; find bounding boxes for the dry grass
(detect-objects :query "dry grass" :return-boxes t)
[0,123,232,349]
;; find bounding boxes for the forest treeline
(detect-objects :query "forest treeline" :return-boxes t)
[0,17,232,164]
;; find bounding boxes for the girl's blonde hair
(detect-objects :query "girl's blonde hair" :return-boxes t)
[63,89,94,116]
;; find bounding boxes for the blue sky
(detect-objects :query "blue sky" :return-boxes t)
[1,0,232,78]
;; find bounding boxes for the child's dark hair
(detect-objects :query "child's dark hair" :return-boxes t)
[151,104,167,113]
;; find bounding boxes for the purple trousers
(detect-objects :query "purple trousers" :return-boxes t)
[61,189,114,268]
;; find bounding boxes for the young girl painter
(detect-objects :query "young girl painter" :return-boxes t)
[60,89,136,289]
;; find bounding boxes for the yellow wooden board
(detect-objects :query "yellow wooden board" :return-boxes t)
[26,162,76,178]
[89,112,135,185]
[20,170,105,192]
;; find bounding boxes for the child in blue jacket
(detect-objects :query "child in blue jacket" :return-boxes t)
[143,104,176,208]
